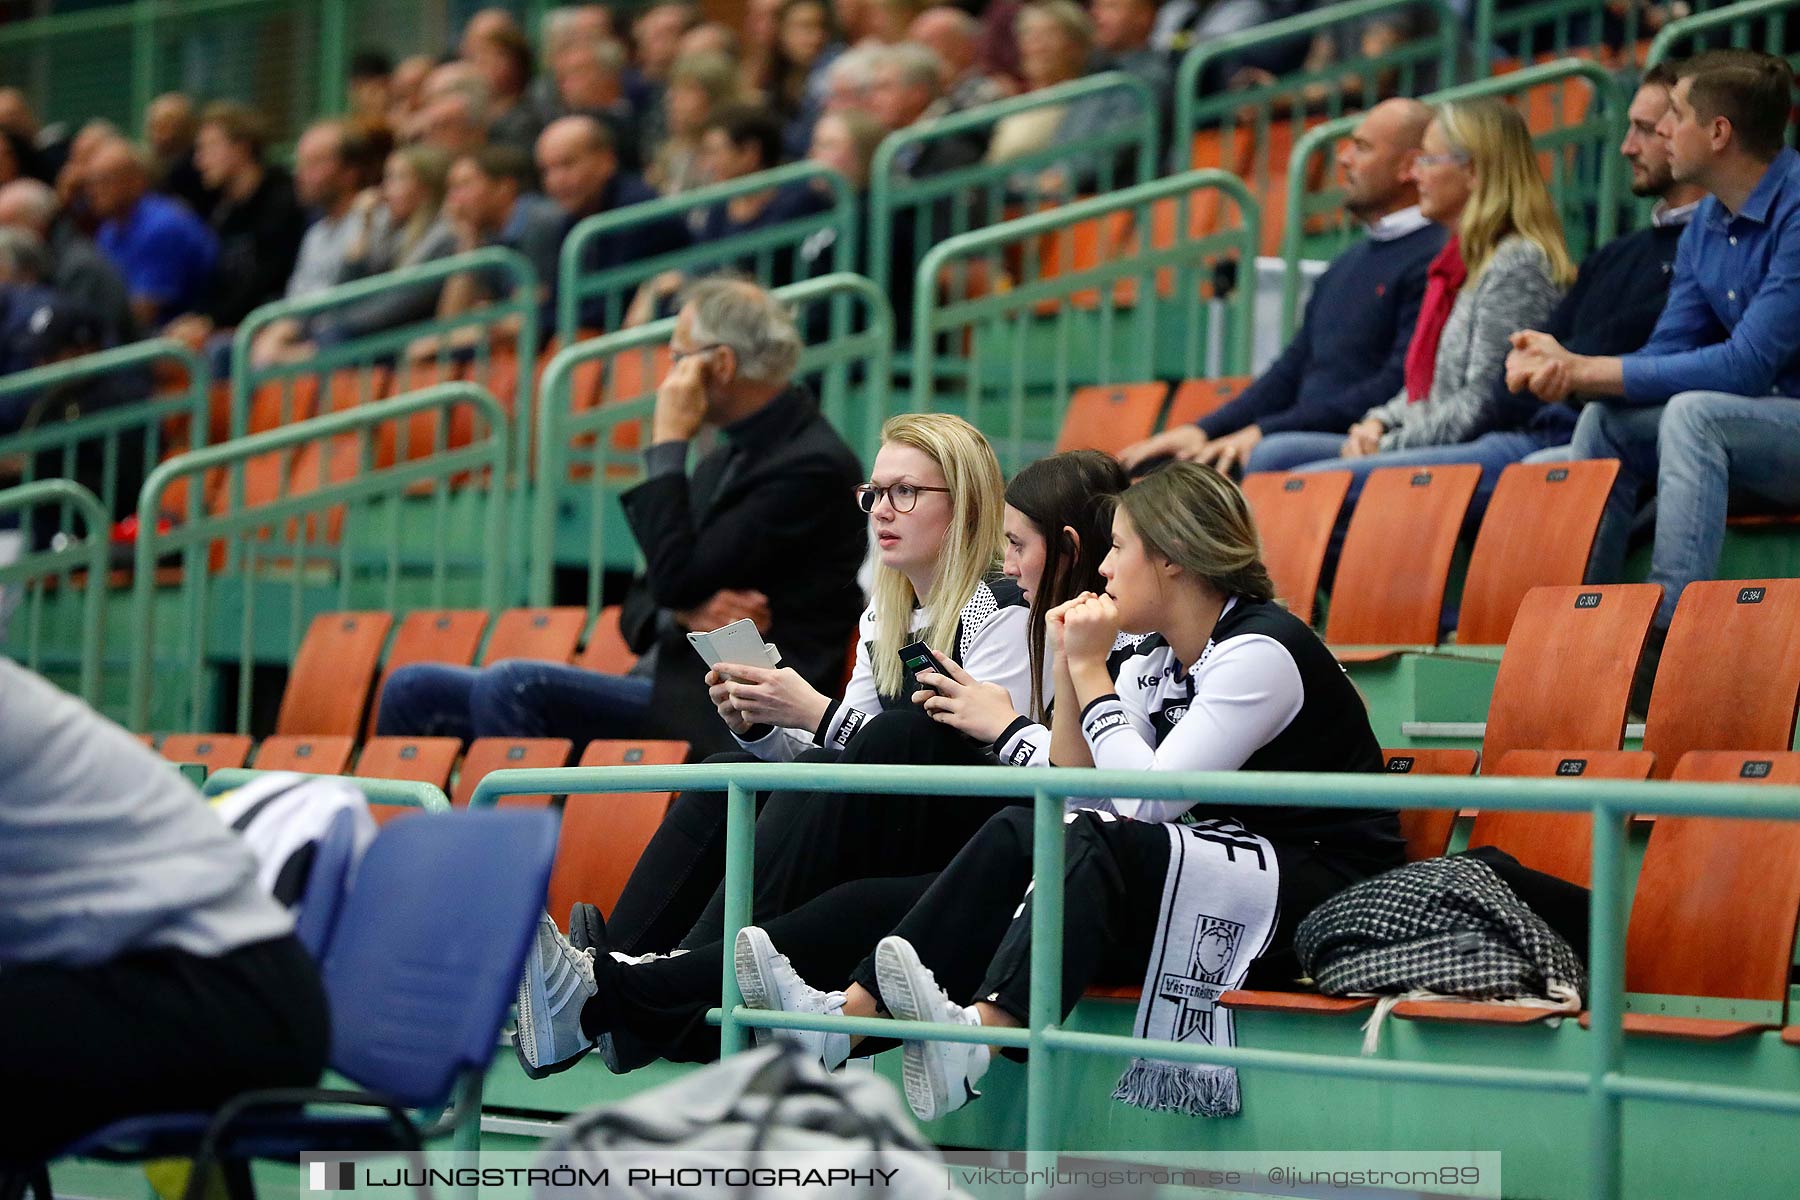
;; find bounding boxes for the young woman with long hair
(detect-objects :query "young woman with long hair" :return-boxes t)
[733,463,1404,1120]
[511,448,1131,1075]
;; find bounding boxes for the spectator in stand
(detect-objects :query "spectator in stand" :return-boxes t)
[909,6,1012,112]
[459,5,523,60]
[1090,0,1172,118]
[626,105,827,325]
[1252,98,1571,474]
[468,24,544,149]
[88,138,216,330]
[419,64,493,158]
[143,93,211,218]
[834,0,876,44]
[768,0,845,157]
[875,43,986,178]
[539,115,690,330]
[348,49,395,126]
[635,3,703,95]
[56,120,122,235]
[1508,50,1800,700]
[430,144,564,343]
[389,54,437,134]
[252,145,456,365]
[163,102,307,350]
[987,1,1089,168]
[284,120,374,300]
[1120,99,1442,474]
[796,109,886,287]
[377,278,866,761]
[531,6,616,125]
[552,37,644,171]
[0,229,104,379]
[649,52,743,194]
[0,177,136,346]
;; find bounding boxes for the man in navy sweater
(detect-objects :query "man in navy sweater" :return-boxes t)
[1120,98,1443,475]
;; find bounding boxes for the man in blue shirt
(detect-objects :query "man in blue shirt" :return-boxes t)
[1508,50,1800,644]
[87,137,217,330]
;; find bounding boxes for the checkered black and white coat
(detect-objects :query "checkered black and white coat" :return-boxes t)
[1293,854,1587,1003]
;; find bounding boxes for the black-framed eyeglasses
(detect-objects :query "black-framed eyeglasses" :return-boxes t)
[670,343,725,364]
[855,483,951,514]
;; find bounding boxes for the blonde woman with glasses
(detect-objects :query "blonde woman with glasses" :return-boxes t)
[516,413,1048,1078]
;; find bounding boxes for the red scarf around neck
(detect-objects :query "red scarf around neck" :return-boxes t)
[1404,235,1467,402]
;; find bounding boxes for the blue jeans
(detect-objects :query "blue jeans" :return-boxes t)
[1572,391,1800,628]
[1247,431,1347,473]
[1290,428,1569,525]
[374,659,654,741]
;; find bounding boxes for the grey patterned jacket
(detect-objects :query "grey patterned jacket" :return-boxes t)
[1363,233,1563,450]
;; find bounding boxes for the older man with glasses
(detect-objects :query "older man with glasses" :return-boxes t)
[373,275,866,759]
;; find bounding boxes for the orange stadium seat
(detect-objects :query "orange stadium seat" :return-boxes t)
[356,737,464,791]
[253,735,356,776]
[1381,748,1480,862]
[1053,383,1169,455]
[364,610,491,739]
[1163,377,1252,429]
[1326,464,1479,653]
[480,607,588,666]
[455,737,575,808]
[158,734,253,774]
[543,739,693,930]
[1239,471,1351,626]
[577,606,638,675]
[273,612,393,737]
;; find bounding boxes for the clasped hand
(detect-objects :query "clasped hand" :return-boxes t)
[1047,592,1122,666]
[706,663,827,736]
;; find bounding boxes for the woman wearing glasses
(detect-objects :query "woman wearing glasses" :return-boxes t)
[513,431,1132,1078]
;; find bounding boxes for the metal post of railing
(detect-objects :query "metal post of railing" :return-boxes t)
[130,0,158,130]
[1025,787,1066,1171]
[0,479,111,705]
[318,0,351,118]
[1586,801,1630,1200]
[719,779,757,1057]
[1645,0,1798,69]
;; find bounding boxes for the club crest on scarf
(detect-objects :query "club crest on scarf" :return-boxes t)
[1159,913,1244,1043]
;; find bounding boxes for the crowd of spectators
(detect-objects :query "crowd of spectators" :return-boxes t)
[1,0,1327,387]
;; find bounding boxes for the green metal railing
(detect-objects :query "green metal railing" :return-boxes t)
[1280,57,1629,337]
[909,169,1258,473]
[0,338,210,527]
[231,248,537,597]
[127,382,510,734]
[1645,0,1799,72]
[867,72,1160,305]
[0,0,557,148]
[0,479,110,705]
[555,164,857,344]
[1173,0,1464,256]
[470,761,1800,1199]
[1470,0,1737,67]
[202,767,451,813]
[528,273,894,609]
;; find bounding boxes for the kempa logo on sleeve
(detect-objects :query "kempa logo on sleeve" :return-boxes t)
[309,1162,356,1192]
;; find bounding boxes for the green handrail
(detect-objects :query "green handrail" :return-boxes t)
[126,382,511,733]
[909,169,1259,471]
[1173,0,1465,158]
[202,768,451,813]
[0,479,110,705]
[469,760,1800,1199]
[528,273,894,608]
[0,338,209,529]
[1279,57,1628,336]
[867,71,1161,302]
[555,163,858,344]
[1645,0,1798,68]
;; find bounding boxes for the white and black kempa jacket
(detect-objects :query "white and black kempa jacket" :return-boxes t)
[736,577,1031,761]
[998,596,1399,857]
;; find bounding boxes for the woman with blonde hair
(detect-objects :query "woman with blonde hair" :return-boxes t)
[731,462,1401,1121]
[649,51,742,194]
[515,413,1049,1077]
[1251,97,1572,476]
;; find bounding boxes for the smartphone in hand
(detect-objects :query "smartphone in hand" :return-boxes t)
[897,640,949,693]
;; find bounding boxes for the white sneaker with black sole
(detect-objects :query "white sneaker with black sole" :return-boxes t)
[734,926,851,1070]
[874,935,990,1121]
[513,911,599,1079]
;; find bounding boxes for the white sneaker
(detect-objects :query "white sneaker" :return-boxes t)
[874,936,990,1121]
[734,926,851,1070]
[514,911,598,1079]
